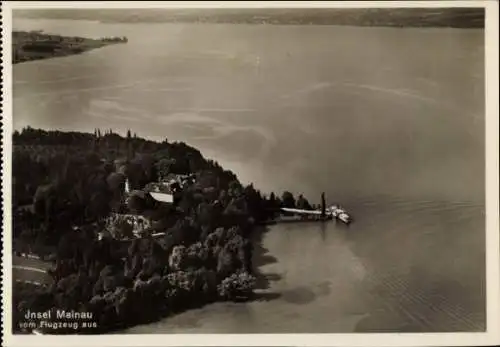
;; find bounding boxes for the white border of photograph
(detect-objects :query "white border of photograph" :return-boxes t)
[2,1,499,346]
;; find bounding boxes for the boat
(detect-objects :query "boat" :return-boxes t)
[337,212,351,224]
[326,205,352,224]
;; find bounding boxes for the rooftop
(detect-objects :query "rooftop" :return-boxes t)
[149,191,174,203]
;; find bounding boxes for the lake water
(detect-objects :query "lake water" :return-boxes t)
[12,18,486,332]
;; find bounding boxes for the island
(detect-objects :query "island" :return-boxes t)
[12,127,319,334]
[12,31,128,64]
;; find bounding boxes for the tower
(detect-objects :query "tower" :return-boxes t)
[125,178,130,194]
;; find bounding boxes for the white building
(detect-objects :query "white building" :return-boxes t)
[149,191,174,204]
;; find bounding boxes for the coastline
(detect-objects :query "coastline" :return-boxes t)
[13,8,485,28]
[12,31,127,64]
[120,225,279,334]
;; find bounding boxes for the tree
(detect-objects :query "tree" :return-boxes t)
[168,245,188,271]
[155,158,175,181]
[296,194,312,210]
[125,161,147,190]
[126,130,132,160]
[126,192,147,213]
[217,271,256,301]
[216,245,238,278]
[269,192,276,203]
[104,214,135,240]
[135,154,156,182]
[197,202,217,228]
[106,172,126,193]
[186,242,209,268]
[33,183,57,226]
[228,181,242,197]
[281,191,296,208]
[321,192,326,217]
[87,191,112,219]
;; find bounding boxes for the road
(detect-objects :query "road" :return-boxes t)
[12,254,53,286]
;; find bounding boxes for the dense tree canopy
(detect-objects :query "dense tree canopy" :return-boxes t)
[12,127,317,334]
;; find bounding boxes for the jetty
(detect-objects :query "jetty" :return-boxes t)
[278,192,352,225]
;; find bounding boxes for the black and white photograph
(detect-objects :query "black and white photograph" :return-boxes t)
[2,1,499,346]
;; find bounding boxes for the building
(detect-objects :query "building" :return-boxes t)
[149,191,174,204]
[124,178,175,204]
[143,173,196,204]
[101,173,198,241]
[143,181,175,204]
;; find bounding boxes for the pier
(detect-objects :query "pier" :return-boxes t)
[274,192,352,225]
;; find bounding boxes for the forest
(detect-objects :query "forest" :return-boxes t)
[12,127,314,333]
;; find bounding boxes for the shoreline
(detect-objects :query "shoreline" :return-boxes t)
[14,8,485,29]
[119,225,278,334]
[12,31,127,65]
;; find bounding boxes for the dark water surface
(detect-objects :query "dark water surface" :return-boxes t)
[13,18,485,332]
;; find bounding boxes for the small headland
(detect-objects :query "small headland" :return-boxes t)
[12,30,128,64]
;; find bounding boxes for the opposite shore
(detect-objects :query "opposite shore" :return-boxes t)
[14,8,484,28]
[12,30,128,64]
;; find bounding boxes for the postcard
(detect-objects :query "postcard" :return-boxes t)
[2,1,499,346]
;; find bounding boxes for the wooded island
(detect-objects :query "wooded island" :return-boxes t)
[12,127,316,334]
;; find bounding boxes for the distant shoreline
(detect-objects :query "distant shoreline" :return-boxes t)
[12,31,127,64]
[14,8,484,29]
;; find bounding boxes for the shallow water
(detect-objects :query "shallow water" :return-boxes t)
[12,19,485,332]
